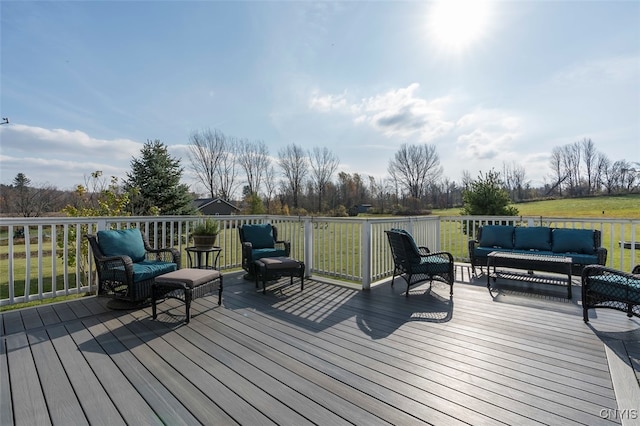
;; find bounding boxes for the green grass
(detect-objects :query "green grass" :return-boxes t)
[433,194,640,218]
[2,196,639,308]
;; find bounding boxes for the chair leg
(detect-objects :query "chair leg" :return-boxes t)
[218,276,223,305]
[185,290,192,324]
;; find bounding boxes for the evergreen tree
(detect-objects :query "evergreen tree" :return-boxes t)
[461,169,518,216]
[125,140,196,215]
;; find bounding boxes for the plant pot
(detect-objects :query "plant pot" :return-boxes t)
[192,235,218,249]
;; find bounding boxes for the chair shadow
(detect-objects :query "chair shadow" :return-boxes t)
[223,273,454,340]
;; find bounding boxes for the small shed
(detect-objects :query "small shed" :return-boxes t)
[193,198,240,215]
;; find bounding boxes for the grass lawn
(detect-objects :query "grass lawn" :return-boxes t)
[433,193,640,218]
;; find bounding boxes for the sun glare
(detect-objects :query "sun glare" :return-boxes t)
[428,0,492,53]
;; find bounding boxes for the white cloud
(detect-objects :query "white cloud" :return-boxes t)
[310,83,455,142]
[454,109,523,160]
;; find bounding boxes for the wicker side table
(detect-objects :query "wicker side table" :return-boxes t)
[152,268,222,323]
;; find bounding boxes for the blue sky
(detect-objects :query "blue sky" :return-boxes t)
[1,1,638,195]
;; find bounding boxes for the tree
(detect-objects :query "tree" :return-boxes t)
[387,143,442,200]
[277,144,308,209]
[460,169,518,216]
[502,161,528,201]
[125,139,195,215]
[236,138,270,196]
[7,173,60,217]
[188,128,226,198]
[308,146,340,212]
[581,138,597,195]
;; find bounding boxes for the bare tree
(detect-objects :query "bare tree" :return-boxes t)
[548,147,565,196]
[236,139,270,196]
[277,144,308,209]
[387,143,442,200]
[7,173,60,217]
[263,165,278,213]
[502,161,528,201]
[188,129,226,198]
[308,146,340,212]
[581,138,597,195]
[216,136,240,201]
[594,152,609,194]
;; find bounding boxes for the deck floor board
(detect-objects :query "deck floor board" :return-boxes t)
[2,270,638,425]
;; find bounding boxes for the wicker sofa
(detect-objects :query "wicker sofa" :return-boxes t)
[468,225,607,276]
[582,264,640,322]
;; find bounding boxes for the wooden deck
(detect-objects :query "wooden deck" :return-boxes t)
[2,267,639,425]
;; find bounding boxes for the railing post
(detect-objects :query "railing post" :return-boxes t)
[362,220,372,290]
[304,217,313,277]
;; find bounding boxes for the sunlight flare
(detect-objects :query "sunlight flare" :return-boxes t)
[428,0,493,52]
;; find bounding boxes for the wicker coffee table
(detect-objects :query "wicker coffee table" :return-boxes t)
[487,251,573,299]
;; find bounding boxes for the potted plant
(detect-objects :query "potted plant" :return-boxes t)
[191,218,220,249]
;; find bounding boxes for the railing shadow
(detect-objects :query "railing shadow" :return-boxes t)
[222,272,454,339]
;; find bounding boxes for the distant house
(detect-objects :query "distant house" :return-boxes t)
[193,198,240,215]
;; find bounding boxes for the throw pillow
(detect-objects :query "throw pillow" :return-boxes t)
[479,225,514,249]
[242,224,275,249]
[97,228,146,263]
[514,227,552,251]
[552,229,595,254]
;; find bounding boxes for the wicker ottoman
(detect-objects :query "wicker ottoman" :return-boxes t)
[254,257,305,294]
[152,268,222,323]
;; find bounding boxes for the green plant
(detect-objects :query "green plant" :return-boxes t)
[192,218,219,236]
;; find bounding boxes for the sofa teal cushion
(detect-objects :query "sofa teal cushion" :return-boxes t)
[479,226,514,249]
[564,253,598,265]
[552,229,595,254]
[514,227,552,251]
[98,229,146,263]
[242,224,275,249]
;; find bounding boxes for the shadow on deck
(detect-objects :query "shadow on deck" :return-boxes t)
[1,265,639,425]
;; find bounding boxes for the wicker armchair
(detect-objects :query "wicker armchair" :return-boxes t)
[239,223,290,279]
[86,229,180,305]
[385,229,454,297]
[581,264,640,322]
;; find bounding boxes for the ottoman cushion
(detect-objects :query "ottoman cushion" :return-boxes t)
[259,257,301,269]
[155,268,221,288]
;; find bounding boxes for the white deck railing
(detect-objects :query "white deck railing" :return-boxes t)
[1,215,637,306]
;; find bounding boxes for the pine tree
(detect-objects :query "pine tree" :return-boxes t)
[125,140,196,215]
[461,169,519,216]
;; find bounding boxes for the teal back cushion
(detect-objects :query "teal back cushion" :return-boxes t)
[552,229,595,254]
[479,226,514,249]
[514,227,552,251]
[98,229,146,263]
[243,224,275,249]
[390,228,421,254]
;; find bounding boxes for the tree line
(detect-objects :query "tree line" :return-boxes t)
[0,131,637,217]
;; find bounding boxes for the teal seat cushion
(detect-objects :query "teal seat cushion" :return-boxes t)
[416,256,451,274]
[479,226,514,249]
[587,275,640,303]
[98,228,146,262]
[552,229,595,254]
[252,248,288,261]
[514,227,552,251]
[132,261,177,282]
[243,224,275,249]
